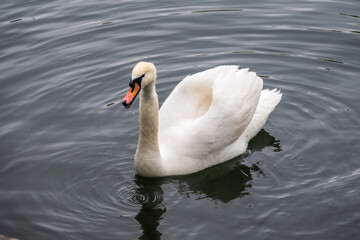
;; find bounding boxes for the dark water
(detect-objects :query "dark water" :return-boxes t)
[1,0,359,239]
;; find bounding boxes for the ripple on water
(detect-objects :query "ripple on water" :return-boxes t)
[106,180,164,213]
[1,0,360,239]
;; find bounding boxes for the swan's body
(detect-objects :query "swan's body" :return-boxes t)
[122,62,282,177]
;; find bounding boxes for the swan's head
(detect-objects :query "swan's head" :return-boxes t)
[122,61,157,108]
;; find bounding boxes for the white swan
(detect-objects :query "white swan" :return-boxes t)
[121,61,282,177]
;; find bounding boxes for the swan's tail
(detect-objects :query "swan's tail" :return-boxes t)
[242,88,282,141]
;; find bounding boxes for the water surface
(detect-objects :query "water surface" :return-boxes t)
[0,0,359,239]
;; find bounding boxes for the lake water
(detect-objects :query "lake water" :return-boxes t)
[1,0,359,239]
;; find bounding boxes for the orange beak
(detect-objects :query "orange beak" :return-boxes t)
[122,82,141,108]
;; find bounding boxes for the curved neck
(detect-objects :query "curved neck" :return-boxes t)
[134,81,164,177]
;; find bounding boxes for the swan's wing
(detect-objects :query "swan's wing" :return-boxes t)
[159,66,239,131]
[159,67,263,161]
[182,68,263,157]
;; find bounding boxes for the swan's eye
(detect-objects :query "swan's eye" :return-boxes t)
[129,78,135,89]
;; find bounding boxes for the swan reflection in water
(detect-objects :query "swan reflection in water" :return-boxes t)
[133,129,281,240]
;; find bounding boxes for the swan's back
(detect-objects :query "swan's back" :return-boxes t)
[157,66,282,175]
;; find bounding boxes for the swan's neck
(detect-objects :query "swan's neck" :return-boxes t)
[135,82,164,177]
